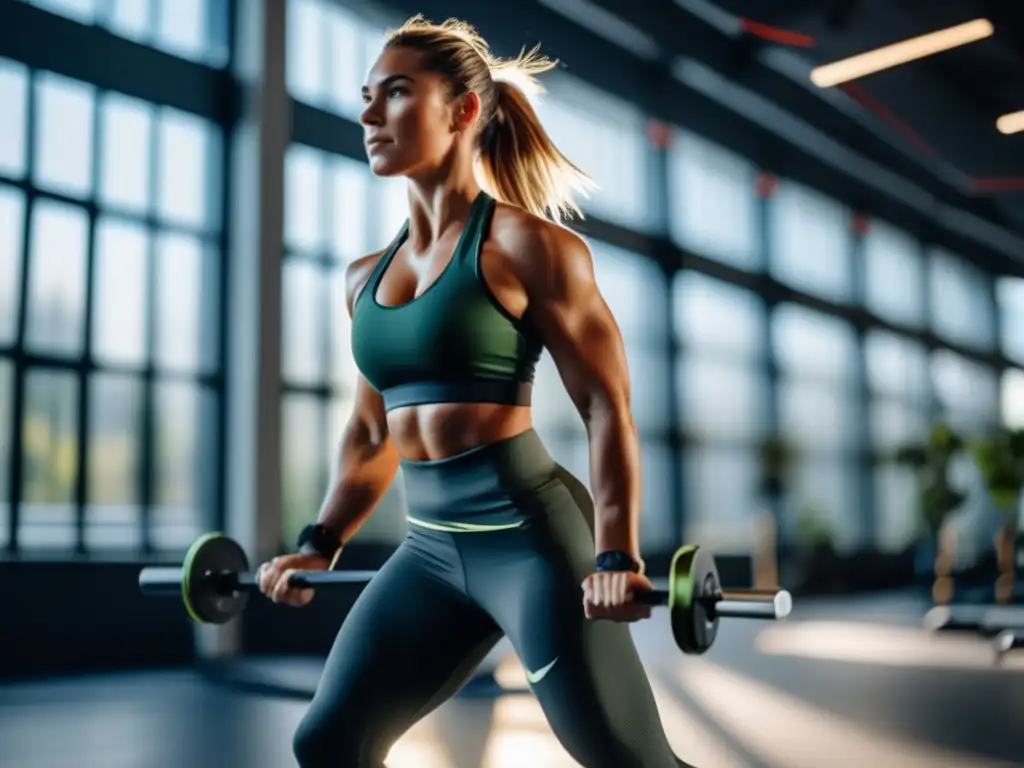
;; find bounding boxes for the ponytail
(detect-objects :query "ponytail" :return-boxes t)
[477,72,596,225]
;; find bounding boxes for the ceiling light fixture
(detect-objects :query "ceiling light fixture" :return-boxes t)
[997,110,1024,135]
[810,19,994,88]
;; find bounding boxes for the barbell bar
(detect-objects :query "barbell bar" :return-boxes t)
[139,532,792,655]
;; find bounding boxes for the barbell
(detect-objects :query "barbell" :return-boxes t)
[138,532,793,655]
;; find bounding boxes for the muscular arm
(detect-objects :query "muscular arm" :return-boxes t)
[313,254,401,544]
[513,223,642,562]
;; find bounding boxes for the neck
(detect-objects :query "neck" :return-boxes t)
[403,147,482,249]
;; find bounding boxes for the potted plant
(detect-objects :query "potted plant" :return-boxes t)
[968,427,1024,603]
[791,504,837,593]
[892,423,967,603]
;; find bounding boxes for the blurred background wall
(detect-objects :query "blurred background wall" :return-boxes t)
[2,0,1024,678]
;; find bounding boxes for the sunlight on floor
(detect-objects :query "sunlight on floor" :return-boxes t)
[755,621,1024,672]
[677,660,1018,768]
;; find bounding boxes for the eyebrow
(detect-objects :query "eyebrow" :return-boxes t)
[361,74,415,97]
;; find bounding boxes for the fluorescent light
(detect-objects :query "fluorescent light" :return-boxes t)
[997,110,1024,135]
[810,19,994,87]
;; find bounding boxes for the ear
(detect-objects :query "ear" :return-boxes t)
[451,90,482,133]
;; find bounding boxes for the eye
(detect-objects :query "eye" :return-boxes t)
[387,86,407,99]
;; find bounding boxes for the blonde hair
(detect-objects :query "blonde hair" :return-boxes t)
[384,16,596,224]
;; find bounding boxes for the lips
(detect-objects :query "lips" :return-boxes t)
[365,136,391,147]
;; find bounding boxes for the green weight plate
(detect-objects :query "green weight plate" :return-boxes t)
[182,532,250,625]
[668,544,720,655]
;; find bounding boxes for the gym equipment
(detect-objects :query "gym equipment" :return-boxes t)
[139,534,792,655]
[923,604,1024,637]
[138,533,379,625]
[632,544,792,654]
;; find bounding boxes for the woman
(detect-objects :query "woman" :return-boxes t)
[258,15,693,768]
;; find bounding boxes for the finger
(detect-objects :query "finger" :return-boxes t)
[258,561,278,595]
[581,579,596,619]
[271,569,296,604]
[256,561,267,593]
[610,605,651,623]
[585,575,598,608]
[277,573,316,607]
[610,577,626,606]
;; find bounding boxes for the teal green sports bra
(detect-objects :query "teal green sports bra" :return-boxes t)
[350,192,544,412]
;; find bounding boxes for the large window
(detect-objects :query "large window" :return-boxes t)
[865,330,930,551]
[769,180,853,303]
[929,247,996,351]
[1002,368,1024,429]
[863,218,925,328]
[1,58,224,554]
[667,130,759,270]
[997,277,1024,365]
[22,0,231,67]
[532,241,673,549]
[930,349,1000,432]
[772,305,862,550]
[279,144,407,548]
[534,75,656,232]
[674,272,770,552]
[286,0,391,118]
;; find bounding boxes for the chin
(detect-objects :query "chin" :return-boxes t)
[366,152,411,178]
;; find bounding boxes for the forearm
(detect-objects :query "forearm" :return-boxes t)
[315,421,400,544]
[584,399,643,561]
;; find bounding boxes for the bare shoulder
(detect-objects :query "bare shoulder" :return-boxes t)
[344,249,387,316]
[489,202,593,288]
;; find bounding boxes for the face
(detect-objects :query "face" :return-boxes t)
[360,46,480,177]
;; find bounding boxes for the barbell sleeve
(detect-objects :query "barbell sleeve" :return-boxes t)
[633,586,792,620]
[139,567,186,595]
[715,589,792,620]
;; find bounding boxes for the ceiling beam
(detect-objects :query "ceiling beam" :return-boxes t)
[589,0,1022,235]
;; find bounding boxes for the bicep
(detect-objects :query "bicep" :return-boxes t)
[527,241,631,415]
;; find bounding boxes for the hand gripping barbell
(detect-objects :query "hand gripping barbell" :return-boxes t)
[139,533,793,655]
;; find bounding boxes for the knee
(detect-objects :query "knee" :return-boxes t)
[293,712,360,768]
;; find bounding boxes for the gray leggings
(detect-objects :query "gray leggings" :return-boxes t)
[293,430,690,767]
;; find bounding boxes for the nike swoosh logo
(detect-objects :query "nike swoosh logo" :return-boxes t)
[525,657,558,685]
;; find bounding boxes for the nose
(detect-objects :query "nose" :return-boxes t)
[360,98,383,127]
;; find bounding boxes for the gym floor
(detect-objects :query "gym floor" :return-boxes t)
[2,593,1021,768]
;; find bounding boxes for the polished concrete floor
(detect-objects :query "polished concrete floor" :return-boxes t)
[1,594,1022,768]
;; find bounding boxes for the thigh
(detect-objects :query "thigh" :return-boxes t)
[472,480,685,768]
[298,534,503,765]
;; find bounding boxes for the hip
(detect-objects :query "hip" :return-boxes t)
[399,428,594,535]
